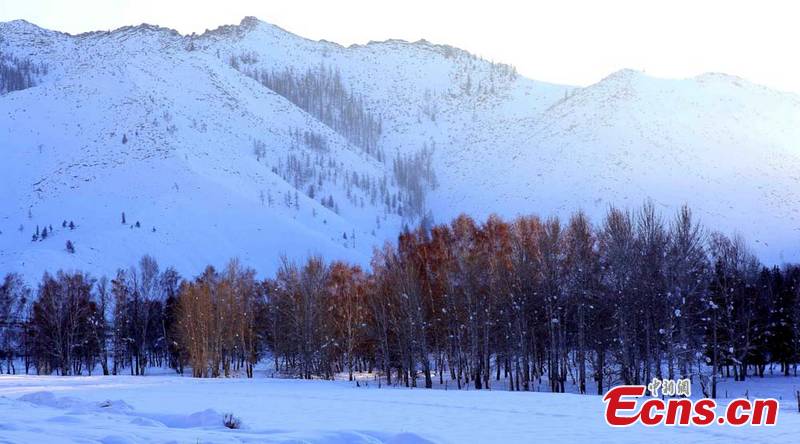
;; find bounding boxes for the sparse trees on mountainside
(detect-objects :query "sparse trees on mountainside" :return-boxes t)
[252,139,266,161]
[235,61,383,159]
[269,140,423,222]
[292,129,328,152]
[392,144,437,219]
[0,50,47,94]
[239,72,434,223]
[4,203,800,400]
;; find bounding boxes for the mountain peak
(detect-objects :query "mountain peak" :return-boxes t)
[239,16,262,29]
[0,19,50,35]
[197,15,296,42]
[693,72,756,89]
[601,68,647,83]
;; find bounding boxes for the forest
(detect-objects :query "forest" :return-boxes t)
[0,203,798,400]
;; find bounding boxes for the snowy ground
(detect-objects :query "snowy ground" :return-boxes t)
[1,373,800,443]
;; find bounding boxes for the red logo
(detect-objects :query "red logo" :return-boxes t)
[603,384,778,427]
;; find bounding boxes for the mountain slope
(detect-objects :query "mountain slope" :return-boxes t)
[1,17,798,279]
[431,69,800,263]
[0,20,407,278]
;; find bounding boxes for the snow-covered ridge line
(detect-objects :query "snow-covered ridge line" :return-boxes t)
[7,16,790,96]
[0,16,506,67]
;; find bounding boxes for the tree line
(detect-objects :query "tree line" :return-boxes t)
[1,203,798,399]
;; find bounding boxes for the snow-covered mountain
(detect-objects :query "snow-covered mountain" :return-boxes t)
[1,17,798,279]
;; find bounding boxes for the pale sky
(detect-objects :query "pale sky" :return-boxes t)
[1,0,799,93]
